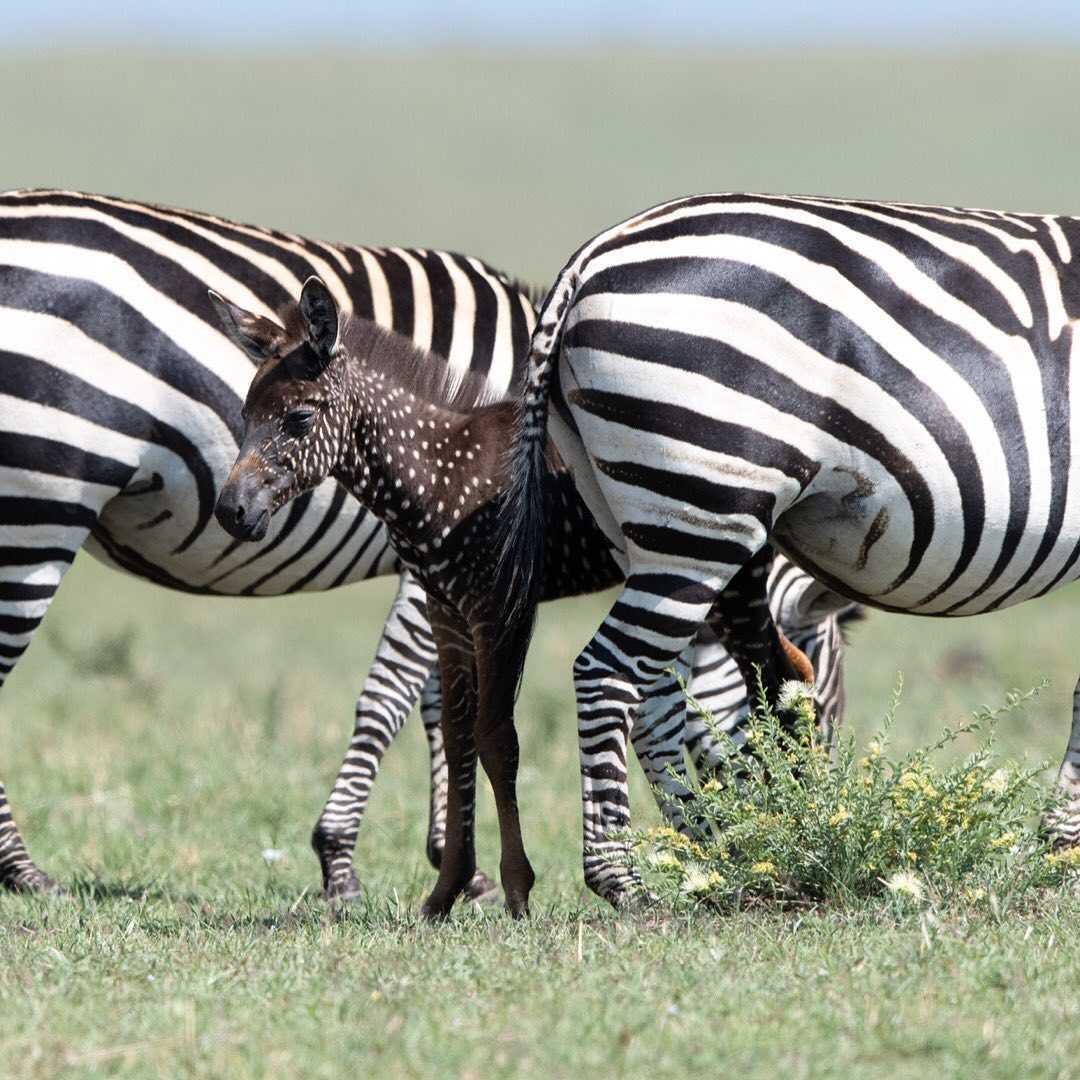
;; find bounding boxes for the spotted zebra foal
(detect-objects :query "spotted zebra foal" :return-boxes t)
[214,278,563,916]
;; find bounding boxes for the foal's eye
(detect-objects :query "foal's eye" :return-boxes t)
[283,409,315,437]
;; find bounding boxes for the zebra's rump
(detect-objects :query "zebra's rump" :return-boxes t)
[560,192,1080,617]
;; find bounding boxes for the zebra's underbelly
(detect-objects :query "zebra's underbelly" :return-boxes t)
[774,472,1080,617]
[88,456,397,596]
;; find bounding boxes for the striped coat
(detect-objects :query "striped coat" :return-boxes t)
[498,192,1080,903]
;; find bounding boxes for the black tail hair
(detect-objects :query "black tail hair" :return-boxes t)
[492,267,580,693]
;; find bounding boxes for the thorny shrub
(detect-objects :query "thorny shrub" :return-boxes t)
[630,677,1080,912]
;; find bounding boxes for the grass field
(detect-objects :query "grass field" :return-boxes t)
[4,47,1080,1078]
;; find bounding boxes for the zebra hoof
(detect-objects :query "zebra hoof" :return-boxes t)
[464,870,499,904]
[2,867,65,897]
[323,871,363,904]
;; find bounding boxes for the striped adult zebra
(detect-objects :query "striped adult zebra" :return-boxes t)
[498,191,1080,904]
[0,189,849,896]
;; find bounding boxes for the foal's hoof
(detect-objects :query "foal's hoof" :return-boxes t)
[323,871,363,904]
[504,897,530,919]
[420,892,457,922]
[464,871,499,904]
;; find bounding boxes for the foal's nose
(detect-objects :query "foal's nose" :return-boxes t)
[215,475,272,542]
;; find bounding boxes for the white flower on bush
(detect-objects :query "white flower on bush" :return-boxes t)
[680,864,717,895]
[777,680,814,714]
[883,871,925,902]
[984,768,1009,796]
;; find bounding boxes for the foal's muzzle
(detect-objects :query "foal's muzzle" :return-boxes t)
[216,472,274,542]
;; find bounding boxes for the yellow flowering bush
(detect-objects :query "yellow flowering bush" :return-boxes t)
[631,676,1073,910]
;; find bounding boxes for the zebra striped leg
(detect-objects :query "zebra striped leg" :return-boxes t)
[630,647,697,832]
[575,573,726,908]
[420,676,497,902]
[1044,673,1080,848]
[311,572,437,901]
[1,546,91,893]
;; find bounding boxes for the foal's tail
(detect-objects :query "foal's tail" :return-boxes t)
[493,261,581,658]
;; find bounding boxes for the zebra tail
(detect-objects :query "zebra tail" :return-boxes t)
[493,264,581,660]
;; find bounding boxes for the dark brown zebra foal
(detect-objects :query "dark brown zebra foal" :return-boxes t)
[213,278,559,917]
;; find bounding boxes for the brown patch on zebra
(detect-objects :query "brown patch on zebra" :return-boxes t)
[856,507,890,571]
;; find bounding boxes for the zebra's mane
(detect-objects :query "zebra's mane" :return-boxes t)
[338,314,513,414]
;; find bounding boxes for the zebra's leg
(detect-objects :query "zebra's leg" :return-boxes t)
[1044,672,1080,848]
[418,675,498,902]
[0,543,93,893]
[575,571,730,907]
[629,646,696,832]
[311,571,437,901]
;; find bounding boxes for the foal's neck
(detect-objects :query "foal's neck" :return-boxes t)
[334,365,512,574]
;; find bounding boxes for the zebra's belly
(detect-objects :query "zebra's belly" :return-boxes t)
[88,451,397,596]
[774,476,1080,616]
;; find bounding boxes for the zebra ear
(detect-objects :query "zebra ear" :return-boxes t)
[208,290,287,362]
[297,277,341,377]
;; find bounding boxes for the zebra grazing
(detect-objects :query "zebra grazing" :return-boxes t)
[0,189,849,896]
[497,192,1080,905]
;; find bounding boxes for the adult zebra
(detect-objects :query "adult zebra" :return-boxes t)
[498,191,1080,904]
[0,189,849,896]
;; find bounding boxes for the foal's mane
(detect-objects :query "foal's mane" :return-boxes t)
[338,314,515,414]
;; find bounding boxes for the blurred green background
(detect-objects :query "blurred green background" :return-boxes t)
[4,45,1080,1077]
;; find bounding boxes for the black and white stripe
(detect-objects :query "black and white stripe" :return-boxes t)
[499,192,1080,902]
[0,189,849,895]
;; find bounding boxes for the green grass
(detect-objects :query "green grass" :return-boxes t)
[5,46,1080,1077]
[3,559,1080,1077]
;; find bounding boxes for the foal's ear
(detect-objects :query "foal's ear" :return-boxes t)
[296,277,341,378]
[208,291,287,362]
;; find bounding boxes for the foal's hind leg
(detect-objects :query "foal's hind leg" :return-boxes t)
[418,674,498,902]
[1045,673,1080,848]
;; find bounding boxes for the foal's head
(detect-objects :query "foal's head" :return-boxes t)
[212,277,351,540]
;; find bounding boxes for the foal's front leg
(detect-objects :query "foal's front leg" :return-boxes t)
[420,599,480,919]
[419,675,498,902]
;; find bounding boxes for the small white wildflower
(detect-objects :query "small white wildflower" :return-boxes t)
[984,768,1009,796]
[777,680,814,713]
[883,870,925,902]
[261,848,285,864]
[679,864,715,895]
